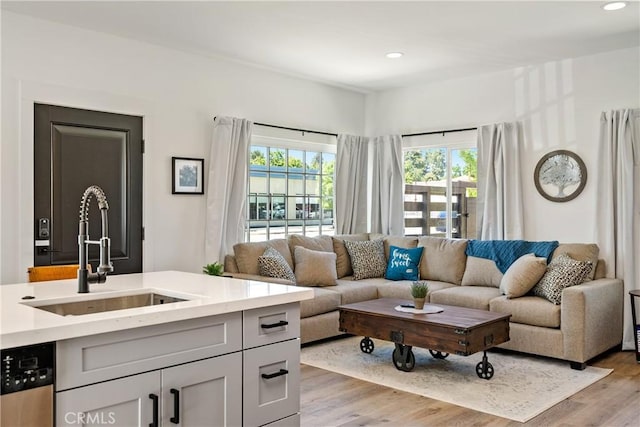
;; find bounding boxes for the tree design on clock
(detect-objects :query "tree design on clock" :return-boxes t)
[534,150,587,202]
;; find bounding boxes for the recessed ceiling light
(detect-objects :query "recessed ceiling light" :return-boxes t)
[386,52,404,59]
[602,1,627,11]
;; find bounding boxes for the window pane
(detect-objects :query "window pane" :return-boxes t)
[288,150,304,172]
[452,148,478,239]
[288,173,303,196]
[306,152,321,174]
[306,175,320,196]
[249,222,268,242]
[269,148,286,168]
[250,146,267,169]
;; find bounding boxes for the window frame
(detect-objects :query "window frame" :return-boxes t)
[247,131,337,242]
[402,130,478,239]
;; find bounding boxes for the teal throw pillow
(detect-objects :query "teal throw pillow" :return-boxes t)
[385,245,424,281]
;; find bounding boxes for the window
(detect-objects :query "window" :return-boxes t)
[403,132,477,239]
[247,132,335,242]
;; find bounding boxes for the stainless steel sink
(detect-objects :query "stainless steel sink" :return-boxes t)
[32,292,187,316]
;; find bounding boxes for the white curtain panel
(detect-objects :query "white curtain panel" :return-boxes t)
[335,134,369,234]
[595,109,640,351]
[476,122,524,240]
[370,135,405,235]
[205,116,252,263]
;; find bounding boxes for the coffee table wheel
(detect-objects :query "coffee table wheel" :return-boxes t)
[429,350,449,359]
[476,351,494,380]
[360,337,374,354]
[392,345,415,372]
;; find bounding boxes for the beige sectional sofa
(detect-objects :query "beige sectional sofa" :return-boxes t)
[224,233,624,369]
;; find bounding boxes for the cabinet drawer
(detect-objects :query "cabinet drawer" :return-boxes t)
[261,413,300,427]
[243,339,300,427]
[57,312,242,391]
[244,303,300,349]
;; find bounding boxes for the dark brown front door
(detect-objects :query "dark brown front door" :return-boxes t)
[34,104,143,274]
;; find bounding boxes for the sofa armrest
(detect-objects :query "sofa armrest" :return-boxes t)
[561,278,624,363]
[224,254,239,274]
[224,272,295,286]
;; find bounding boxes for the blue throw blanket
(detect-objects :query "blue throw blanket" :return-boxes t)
[466,240,559,273]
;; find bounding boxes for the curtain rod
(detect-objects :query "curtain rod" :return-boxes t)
[402,127,477,138]
[254,122,338,137]
[213,117,338,137]
[214,117,475,139]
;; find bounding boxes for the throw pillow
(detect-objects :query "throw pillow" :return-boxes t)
[461,256,503,287]
[294,246,337,287]
[532,253,593,305]
[500,253,547,298]
[257,247,296,284]
[385,246,424,281]
[417,236,468,285]
[344,239,386,280]
[332,234,370,278]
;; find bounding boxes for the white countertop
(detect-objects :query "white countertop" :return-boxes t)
[0,271,313,349]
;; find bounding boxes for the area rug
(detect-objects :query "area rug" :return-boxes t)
[300,337,612,423]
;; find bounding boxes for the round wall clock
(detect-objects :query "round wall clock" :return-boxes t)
[534,150,587,202]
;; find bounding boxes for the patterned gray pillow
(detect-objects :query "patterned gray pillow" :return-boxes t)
[258,247,296,283]
[344,239,386,280]
[532,253,593,305]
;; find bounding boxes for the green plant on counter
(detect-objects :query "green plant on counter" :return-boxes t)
[410,281,429,298]
[203,262,224,276]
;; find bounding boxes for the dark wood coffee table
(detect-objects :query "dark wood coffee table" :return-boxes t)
[339,298,511,379]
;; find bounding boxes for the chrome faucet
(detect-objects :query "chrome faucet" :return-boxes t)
[78,185,113,293]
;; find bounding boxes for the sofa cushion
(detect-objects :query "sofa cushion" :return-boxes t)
[257,247,296,283]
[288,235,333,263]
[532,253,593,304]
[294,246,337,287]
[417,237,468,285]
[490,296,561,328]
[429,286,501,311]
[330,279,380,304]
[552,243,599,280]
[383,236,418,261]
[234,239,293,275]
[461,256,503,287]
[385,246,424,281]
[344,239,386,280]
[500,254,547,298]
[376,279,456,300]
[300,287,341,318]
[332,234,369,278]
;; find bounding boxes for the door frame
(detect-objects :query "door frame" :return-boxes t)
[4,81,154,284]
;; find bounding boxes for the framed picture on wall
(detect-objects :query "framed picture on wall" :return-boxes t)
[172,157,204,194]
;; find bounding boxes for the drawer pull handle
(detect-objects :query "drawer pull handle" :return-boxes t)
[261,369,289,379]
[261,320,288,329]
[170,388,180,424]
[149,393,159,427]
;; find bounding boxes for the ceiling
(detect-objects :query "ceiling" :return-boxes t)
[2,1,639,93]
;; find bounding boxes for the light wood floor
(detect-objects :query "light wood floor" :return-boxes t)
[300,348,640,427]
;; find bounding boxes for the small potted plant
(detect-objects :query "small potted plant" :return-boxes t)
[203,262,224,276]
[410,281,429,310]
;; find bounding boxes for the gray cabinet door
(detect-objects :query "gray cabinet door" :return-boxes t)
[162,352,242,427]
[243,339,300,427]
[56,371,159,426]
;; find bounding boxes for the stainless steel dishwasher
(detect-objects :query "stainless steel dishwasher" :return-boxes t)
[1,342,54,427]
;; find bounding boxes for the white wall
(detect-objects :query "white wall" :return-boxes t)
[0,12,365,284]
[366,47,640,250]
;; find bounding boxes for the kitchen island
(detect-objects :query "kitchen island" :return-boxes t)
[0,271,313,426]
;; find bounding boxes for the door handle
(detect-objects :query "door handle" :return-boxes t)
[170,388,180,424]
[149,393,159,427]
